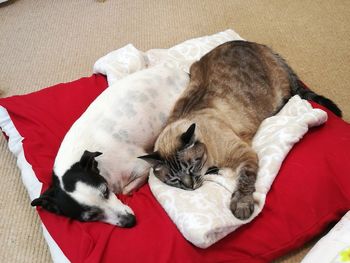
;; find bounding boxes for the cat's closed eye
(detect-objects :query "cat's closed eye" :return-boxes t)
[154,165,162,173]
[152,164,171,183]
[194,157,202,163]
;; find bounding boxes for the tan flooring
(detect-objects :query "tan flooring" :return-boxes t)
[0,0,349,262]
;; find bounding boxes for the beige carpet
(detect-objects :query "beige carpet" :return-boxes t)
[0,0,349,262]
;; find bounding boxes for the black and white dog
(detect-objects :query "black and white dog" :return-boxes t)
[31,65,189,227]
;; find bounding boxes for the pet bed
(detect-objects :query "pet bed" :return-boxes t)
[1,30,350,263]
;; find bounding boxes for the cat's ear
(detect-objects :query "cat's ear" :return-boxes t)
[138,151,163,167]
[181,123,196,147]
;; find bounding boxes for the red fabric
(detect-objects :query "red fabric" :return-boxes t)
[1,74,350,263]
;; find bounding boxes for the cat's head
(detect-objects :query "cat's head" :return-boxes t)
[139,123,208,190]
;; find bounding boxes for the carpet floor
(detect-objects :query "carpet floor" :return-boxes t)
[0,0,349,262]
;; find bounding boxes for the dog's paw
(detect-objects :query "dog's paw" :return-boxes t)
[230,192,254,220]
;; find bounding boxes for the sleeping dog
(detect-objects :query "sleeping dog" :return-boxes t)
[31,65,189,227]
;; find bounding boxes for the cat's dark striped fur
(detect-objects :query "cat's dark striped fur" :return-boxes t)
[140,40,341,220]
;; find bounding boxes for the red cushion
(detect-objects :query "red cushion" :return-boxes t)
[1,74,350,263]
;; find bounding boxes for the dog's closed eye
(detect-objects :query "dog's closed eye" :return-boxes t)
[99,184,109,199]
[82,208,103,221]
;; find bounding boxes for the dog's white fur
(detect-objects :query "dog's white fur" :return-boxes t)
[54,65,189,224]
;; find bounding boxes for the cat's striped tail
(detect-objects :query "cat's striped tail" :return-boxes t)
[292,79,342,117]
[276,52,343,117]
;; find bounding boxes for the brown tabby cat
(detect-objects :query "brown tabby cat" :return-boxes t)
[139,40,341,220]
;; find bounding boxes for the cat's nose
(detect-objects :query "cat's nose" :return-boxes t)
[182,175,193,189]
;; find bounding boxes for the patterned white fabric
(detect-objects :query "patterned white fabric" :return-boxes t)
[149,96,328,248]
[301,211,350,263]
[94,44,147,86]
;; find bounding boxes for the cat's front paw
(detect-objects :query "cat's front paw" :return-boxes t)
[230,192,254,220]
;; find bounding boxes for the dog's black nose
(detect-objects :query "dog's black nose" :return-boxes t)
[119,213,136,228]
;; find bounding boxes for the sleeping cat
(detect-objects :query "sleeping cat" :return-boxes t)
[139,40,342,220]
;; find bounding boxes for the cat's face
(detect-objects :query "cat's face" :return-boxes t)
[139,124,207,190]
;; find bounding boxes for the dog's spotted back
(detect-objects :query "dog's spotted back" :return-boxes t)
[31,65,190,227]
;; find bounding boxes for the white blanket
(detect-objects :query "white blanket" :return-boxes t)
[93,29,329,248]
[149,96,327,248]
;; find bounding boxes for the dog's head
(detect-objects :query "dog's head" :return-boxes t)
[31,151,136,227]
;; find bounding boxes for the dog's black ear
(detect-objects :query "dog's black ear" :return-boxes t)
[80,150,102,171]
[138,151,163,167]
[31,186,62,215]
[181,123,196,148]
